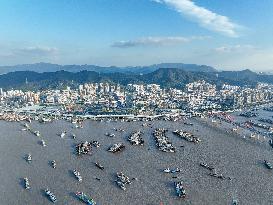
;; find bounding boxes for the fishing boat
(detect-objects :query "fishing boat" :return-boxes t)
[108,143,125,153]
[116,181,126,190]
[76,192,96,205]
[60,131,66,138]
[73,170,83,182]
[34,131,41,137]
[51,160,56,169]
[264,160,273,169]
[200,162,214,171]
[26,154,32,163]
[41,140,46,147]
[92,141,100,148]
[45,189,57,203]
[95,162,104,170]
[24,177,30,189]
[174,181,186,198]
[163,168,171,173]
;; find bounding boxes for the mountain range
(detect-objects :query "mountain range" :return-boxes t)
[0,66,272,91]
[0,62,217,74]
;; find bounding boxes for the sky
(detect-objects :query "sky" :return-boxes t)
[0,0,273,71]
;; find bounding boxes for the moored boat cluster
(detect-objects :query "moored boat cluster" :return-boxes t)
[174,181,186,198]
[200,162,231,180]
[0,113,31,122]
[128,131,144,145]
[115,172,132,191]
[108,143,125,153]
[173,130,201,143]
[76,141,92,155]
[153,128,175,152]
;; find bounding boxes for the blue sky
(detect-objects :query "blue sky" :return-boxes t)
[0,0,273,71]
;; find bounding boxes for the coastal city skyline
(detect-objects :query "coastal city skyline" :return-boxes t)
[1,0,273,71]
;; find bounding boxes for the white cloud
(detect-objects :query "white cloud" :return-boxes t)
[112,36,209,48]
[153,0,240,37]
[15,46,58,56]
[0,44,60,65]
[214,44,255,53]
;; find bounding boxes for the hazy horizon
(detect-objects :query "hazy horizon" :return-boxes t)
[0,62,272,73]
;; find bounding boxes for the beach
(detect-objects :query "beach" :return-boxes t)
[1,116,273,205]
